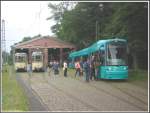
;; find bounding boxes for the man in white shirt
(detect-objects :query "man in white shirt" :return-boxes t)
[63,60,68,77]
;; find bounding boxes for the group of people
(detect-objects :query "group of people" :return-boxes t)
[48,60,60,75]
[27,54,101,83]
[48,52,101,83]
[74,53,101,82]
[48,60,68,77]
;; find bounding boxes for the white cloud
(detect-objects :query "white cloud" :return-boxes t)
[1,1,60,52]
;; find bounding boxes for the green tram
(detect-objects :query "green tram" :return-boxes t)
[69,38,128,80]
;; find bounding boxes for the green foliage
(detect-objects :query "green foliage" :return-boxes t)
[22,37,31,42]
[129,70,148,81]
[18,34,41,44]
[47,2,76,34]
[2,66,29,111]
[128,70,148,88]
[2,51,9,64]
[7,53,13,65]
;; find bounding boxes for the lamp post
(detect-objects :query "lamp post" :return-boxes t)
[96,3,104,42]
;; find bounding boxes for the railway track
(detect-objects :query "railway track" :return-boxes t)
[47,80,99,110]
[70,75,148,111]
[48,74,147,111]
[107,82,148,104]
[88,83,147,111]
[28,73,98,111]
[22,71,148,111]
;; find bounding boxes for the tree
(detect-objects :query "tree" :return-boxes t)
[47,2,76,34]
[2,51,9,64]
[102,2,148,70]
[21,36,32,42]
[56,2,113,49]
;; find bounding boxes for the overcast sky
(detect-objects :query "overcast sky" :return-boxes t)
[1,1,61,52]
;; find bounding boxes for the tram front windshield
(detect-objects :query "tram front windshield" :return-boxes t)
[15,56,26,62]
[107,41,127,66]
[32,55,42,62]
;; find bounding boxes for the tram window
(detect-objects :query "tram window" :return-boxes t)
[32,55,41,61]
[15,56,26,62]
[107,42,127,65]
[36,56,42,61]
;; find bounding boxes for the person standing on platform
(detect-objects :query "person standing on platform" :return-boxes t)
[52,60,59,75]
[63,60,68,77]
[83,58,90,82]
[47,63,51,76]
[90,55,96,80]
[80,59,84,76]
[75,59,81,77]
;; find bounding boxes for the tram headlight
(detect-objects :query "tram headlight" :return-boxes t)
[123,67,127,70]
[108,67,112,71]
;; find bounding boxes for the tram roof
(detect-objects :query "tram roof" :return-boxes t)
[32,51,43,56]
[15,52,27,56]
[69,38,127,58]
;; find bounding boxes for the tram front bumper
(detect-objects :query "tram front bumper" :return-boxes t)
[101,66,128,79]
[105,71,128,79]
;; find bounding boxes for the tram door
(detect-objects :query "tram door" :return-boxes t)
[97,45,105,78]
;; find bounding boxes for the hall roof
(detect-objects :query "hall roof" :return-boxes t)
[14,36,76,49]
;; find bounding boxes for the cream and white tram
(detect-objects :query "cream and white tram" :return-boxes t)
[32,51,44,71]
[15,52,27,71]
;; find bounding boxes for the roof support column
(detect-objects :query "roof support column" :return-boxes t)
[28,48,32,64]
[60,48,63,67]
[44,48,48,70]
